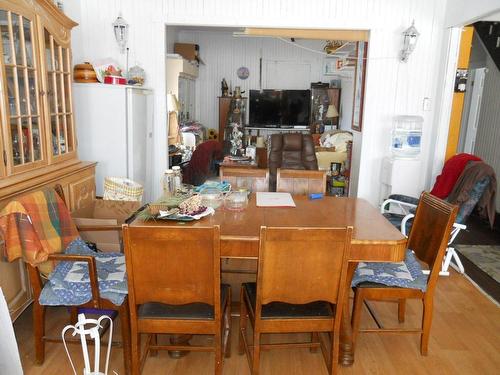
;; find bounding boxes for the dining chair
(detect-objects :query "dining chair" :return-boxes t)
[220,166,269,192]
[122,224,231,375]
[351,192,458,355]
[0,185,131,374]
[276,168,326,195]
[239,226,353,375]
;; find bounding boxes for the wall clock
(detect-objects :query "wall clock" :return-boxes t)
[237,66,249,80]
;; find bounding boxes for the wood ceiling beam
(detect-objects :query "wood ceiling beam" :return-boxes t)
[242,28,369,41]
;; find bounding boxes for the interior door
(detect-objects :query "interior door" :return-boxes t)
[126,88,150,201]
[463,68,486,154]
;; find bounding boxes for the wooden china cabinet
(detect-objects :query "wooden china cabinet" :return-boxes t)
[0,0,96,320]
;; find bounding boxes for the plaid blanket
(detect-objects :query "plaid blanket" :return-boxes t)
[0,188,78,269]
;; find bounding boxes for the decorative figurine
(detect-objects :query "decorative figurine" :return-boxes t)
[221,78,229,97]
[229,122,244,156]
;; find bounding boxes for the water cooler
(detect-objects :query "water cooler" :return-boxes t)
[380,116,423,204]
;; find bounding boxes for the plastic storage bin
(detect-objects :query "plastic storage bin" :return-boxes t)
[391,115,423,159]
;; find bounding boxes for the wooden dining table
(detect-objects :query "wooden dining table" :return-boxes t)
[129,194,407,366]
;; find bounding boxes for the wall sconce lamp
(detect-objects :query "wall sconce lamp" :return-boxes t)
[400,21,419,62]
[113,15,129,54]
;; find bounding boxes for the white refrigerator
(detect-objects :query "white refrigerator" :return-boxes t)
[73,83,154,202]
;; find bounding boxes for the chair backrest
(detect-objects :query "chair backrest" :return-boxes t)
[276,168,326,195]
[123,225,220,307]
[256,226,352,306]
[220,167,269,192]
[182,140,223,186]
[408,192,457,284]
[268,133,318,191]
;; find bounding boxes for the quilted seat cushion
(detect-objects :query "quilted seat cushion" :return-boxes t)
[138,284,230,320]
[351,249,428,291]
[243,282,333,319]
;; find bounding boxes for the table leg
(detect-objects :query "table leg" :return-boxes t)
[339,262,357,366]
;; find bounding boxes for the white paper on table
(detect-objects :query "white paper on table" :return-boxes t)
[256,192,296,207]
[0,288,23,375]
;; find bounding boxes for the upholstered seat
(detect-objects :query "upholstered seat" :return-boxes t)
[138,284,230,320]
[242,283,333,319]
[268,133,318,191]
[239,226,353,375]
[351,192,458,356]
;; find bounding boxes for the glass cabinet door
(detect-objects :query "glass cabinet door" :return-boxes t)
[0,9,44,172]
[43,27,75,160]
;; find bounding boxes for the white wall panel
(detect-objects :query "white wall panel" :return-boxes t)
[176,31,340,129]
[474,54,500,211]
[65,0,451,206]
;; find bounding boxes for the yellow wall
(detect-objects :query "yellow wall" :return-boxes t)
[444,26,474,161]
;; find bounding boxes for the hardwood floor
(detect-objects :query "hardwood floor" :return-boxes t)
[16,270,500,375]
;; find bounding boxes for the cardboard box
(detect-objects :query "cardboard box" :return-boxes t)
[174,43,199,61]
[71,199,141,252]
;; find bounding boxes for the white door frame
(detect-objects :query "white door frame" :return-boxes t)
[463,67,487,154]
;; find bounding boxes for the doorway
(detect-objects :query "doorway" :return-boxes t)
[165,26,369,196]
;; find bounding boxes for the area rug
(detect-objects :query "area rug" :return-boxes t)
[455,245,500,304]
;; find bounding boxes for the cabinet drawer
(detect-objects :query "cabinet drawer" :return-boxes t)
[69,175,95,211]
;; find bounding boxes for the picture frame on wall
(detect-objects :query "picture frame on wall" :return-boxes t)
[352,41,368,132]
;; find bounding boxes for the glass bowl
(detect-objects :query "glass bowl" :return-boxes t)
[199,187,224,209]
[224,191,248,211]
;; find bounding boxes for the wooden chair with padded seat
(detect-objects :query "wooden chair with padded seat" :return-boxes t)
[220,166,269,192]
[351,192,458,355]
[276,168,326,195]
[122,224,231,375]
[239,226,353,375]
[0,184,132,374]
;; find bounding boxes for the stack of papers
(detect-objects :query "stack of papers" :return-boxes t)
[256,192,296,207]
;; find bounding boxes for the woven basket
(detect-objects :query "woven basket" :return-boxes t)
[103,177,143,202]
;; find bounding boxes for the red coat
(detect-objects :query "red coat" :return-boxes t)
[430,153,481,199]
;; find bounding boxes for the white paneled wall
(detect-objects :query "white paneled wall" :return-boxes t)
[175,31,351,129]
[65,0,168,200]
[65,0,458,206]
[474,54,500,210]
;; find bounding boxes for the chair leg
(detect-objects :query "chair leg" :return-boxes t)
[310,332,319,353]
[70,307,78,325]
[238,287,248,355]
[149,335,158,357]
[224,289,232,358]
[131,327,141,375]
[398,299,406,323]
[350,289,364,347]
[33,301,46,365]
[329,330,340,375]
[420,300,433,356]
[252,331,261,375]
[214,328,223,375]
[119,300,132,375]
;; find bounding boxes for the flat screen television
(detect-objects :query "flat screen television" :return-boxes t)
[249,90,282,128]
[249,89,311,128]
[282,90,311,127]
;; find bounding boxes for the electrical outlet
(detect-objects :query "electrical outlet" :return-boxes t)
[423,97,431,111]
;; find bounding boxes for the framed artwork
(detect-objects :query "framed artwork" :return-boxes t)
[352,41,368,132]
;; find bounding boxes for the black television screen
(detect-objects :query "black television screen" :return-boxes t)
[282,90,311,126]
[249,90,282,127]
